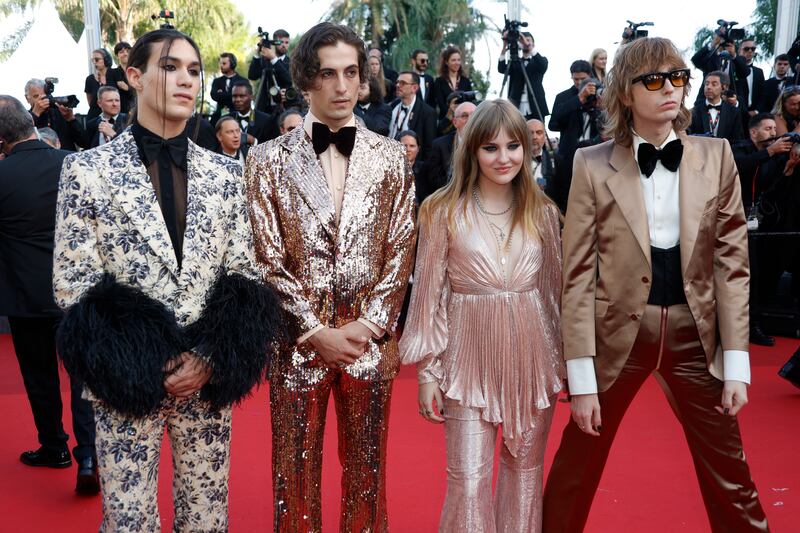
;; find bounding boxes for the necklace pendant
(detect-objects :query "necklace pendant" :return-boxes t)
[501,256,506,266]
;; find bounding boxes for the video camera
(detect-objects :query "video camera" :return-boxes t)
[502,15,529,58]
[716,20,745,44]
[452,90,482,105]
[624,20,654,41]
[151,9,175,29]
[257,27,283,50]
[44,77,79,108]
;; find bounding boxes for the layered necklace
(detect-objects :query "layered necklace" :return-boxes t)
[472,186,514,267]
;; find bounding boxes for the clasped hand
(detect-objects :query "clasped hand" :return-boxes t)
[309,322,372,368]
[163,352,212,397]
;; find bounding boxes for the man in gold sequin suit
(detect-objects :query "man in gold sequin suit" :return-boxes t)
[245,23,416,532]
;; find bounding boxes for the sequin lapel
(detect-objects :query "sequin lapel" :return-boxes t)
[338,125,382,238]
[281,128,337,240]
[105,131,181,278]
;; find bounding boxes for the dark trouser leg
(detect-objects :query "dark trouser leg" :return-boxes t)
[270,372,334,533]
[543,306,662,533]
[8,316,68,452]
[70,377,96,461]
[333,373,393,533]
[655,305,770,533]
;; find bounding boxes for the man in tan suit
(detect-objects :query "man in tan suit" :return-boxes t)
[543,37,769,532]
[245,23,416,532]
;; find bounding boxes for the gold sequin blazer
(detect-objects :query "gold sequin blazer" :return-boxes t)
[245,122,416,385]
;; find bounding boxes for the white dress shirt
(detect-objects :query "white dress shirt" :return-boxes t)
[705,99,722,136]
[389,96,416,139]
[566,129,750,395]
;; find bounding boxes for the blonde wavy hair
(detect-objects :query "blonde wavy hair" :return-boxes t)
[603,37,692,147]
[419,99,555,241]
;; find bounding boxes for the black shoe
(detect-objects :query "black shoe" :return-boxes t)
[75,456,100,495]
[750,325,775,347]
[19,447,72,468]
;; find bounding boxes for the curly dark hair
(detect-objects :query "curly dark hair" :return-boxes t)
[290,22,368,92]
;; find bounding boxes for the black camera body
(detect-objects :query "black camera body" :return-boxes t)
[782,132,800,144]
[44,77,79,108]
[624,21,654,42]
[257,27,283,50]
[716,20,745,44]
[151,9,175,29]
[503,15,529,58]
[452,90,482,105]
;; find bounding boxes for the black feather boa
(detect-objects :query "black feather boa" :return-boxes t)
[57,273,284,417]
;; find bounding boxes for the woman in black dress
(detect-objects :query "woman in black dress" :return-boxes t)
[84,49,114,119]
[432,45,472,118]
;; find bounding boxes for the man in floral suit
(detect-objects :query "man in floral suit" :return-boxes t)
[53,29,281,532]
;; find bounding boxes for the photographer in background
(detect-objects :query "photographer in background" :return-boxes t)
[108,42,133,113]
[210,53,247,125]
[733,113,795,346]
[549,61,600,160]
[354,77,392,136]
[24,78,84,152]
[689,70,744,142]
[83,87,128,148]
[498,30,549,121]
[691,21,749,104]
[735,38,765,129]
[248,28,292,113]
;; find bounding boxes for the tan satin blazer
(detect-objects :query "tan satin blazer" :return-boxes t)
[245,123,416,386]
[561,132,750,391]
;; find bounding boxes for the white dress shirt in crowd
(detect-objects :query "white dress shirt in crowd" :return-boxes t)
[389,95,416,139]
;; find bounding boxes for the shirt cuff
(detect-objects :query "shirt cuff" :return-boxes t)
[270,57,280,65]
[357,318,384,339]
[723,350,751,384]
[566,357,598,395]
[296,324,325,346]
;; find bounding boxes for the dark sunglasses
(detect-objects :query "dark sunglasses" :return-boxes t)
[632,69,691,91]
[742,46,757,52]
[418,58,428,64]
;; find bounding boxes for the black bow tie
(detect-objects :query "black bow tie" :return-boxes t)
[535,155,542,163]
[139,132,188,170]
[311,122,356,157]
[637,139,683,178]
[706,103,721,110]
[108,117,115,125]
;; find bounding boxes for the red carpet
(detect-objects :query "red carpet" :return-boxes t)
[0,333,797,532]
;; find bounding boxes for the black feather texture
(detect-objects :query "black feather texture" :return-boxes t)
[187,273,285,409]
[56,274,183,417]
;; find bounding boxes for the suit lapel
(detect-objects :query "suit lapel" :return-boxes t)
[700,106,711,133]
[677,134,712,275]
[105,131,181,278]
[281,128,337,240]
[606,142,650,266]
[339,125,380,238]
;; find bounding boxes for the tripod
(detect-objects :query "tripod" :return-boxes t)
[497,38,555,182]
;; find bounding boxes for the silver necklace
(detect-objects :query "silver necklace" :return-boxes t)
[472,187,512,215]
[472,188,514,267]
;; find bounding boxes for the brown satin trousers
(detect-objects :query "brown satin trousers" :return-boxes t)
[270,369,393,533]
[543,304,769,533]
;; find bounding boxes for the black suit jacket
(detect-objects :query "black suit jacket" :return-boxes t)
[415,73,436,107]
[396,97,437,160]
[732,139,785,213]
[735,64,765,113]
[226,108,279,144]
[107,67,134,113]
[248,55,292,112]
[418,131,456,204]
[432,76,473,118]
[689,103,744,143]
[210,73,248,123]
[549,86,599,159]
[29,108,84,152]
[0,140,65,317]
[758,78,785,112]
[497,54,549,119]
[84,113,129,148]
[186,115,219,152]
[690,47,749,104]
[355,102,392,136]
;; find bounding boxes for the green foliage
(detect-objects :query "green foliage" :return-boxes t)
[0,19,33,62]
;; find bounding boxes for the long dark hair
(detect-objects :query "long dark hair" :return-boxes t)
[127,28,205,139]
[438,45,465,78]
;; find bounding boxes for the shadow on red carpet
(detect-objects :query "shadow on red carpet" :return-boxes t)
[0,334,797,532]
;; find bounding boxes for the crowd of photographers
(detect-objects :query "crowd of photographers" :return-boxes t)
[3,21,800,346]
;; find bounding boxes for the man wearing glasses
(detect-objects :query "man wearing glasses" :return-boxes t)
[411,49,435,107]
[389,71,436,158]
[736,39,766,129]
[544,37,769,533]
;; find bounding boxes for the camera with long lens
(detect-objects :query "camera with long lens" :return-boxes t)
[257,27,283,50]
[624,20,654,41]
[580,78,603,108]
[44,77,79,108]
[269,86,299,100]
[502,15,529,58]
[151,9,175,29]
[716,20,745,44]
[452,90,482,105]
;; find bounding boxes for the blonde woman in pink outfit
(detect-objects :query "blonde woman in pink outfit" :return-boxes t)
[399,99,565,532]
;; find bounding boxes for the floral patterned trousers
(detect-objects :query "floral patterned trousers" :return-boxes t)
[92,393,232,532]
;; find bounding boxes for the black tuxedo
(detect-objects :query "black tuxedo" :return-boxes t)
[549,86,600,159]
[432,76,473,118]
[84,113,129,148]
[415,72,436,107]
[355,101,392,136]
[392,97,437,159]
[689,102,745,143]
[210,73,247,123]
[418,131,456,204]
[0,140,95,460]
[186,115,219,152]
[690,47,749,104]
[227,108,278,144]
[758,78,787,112]
[732,139,785,212]
[29,108,84,152]
[248,55,292,113]
[497,53,550,119]
[736,64,765,113]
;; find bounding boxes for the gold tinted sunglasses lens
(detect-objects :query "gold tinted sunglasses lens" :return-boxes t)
[643,75,665,90]
[670,71,689,87]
